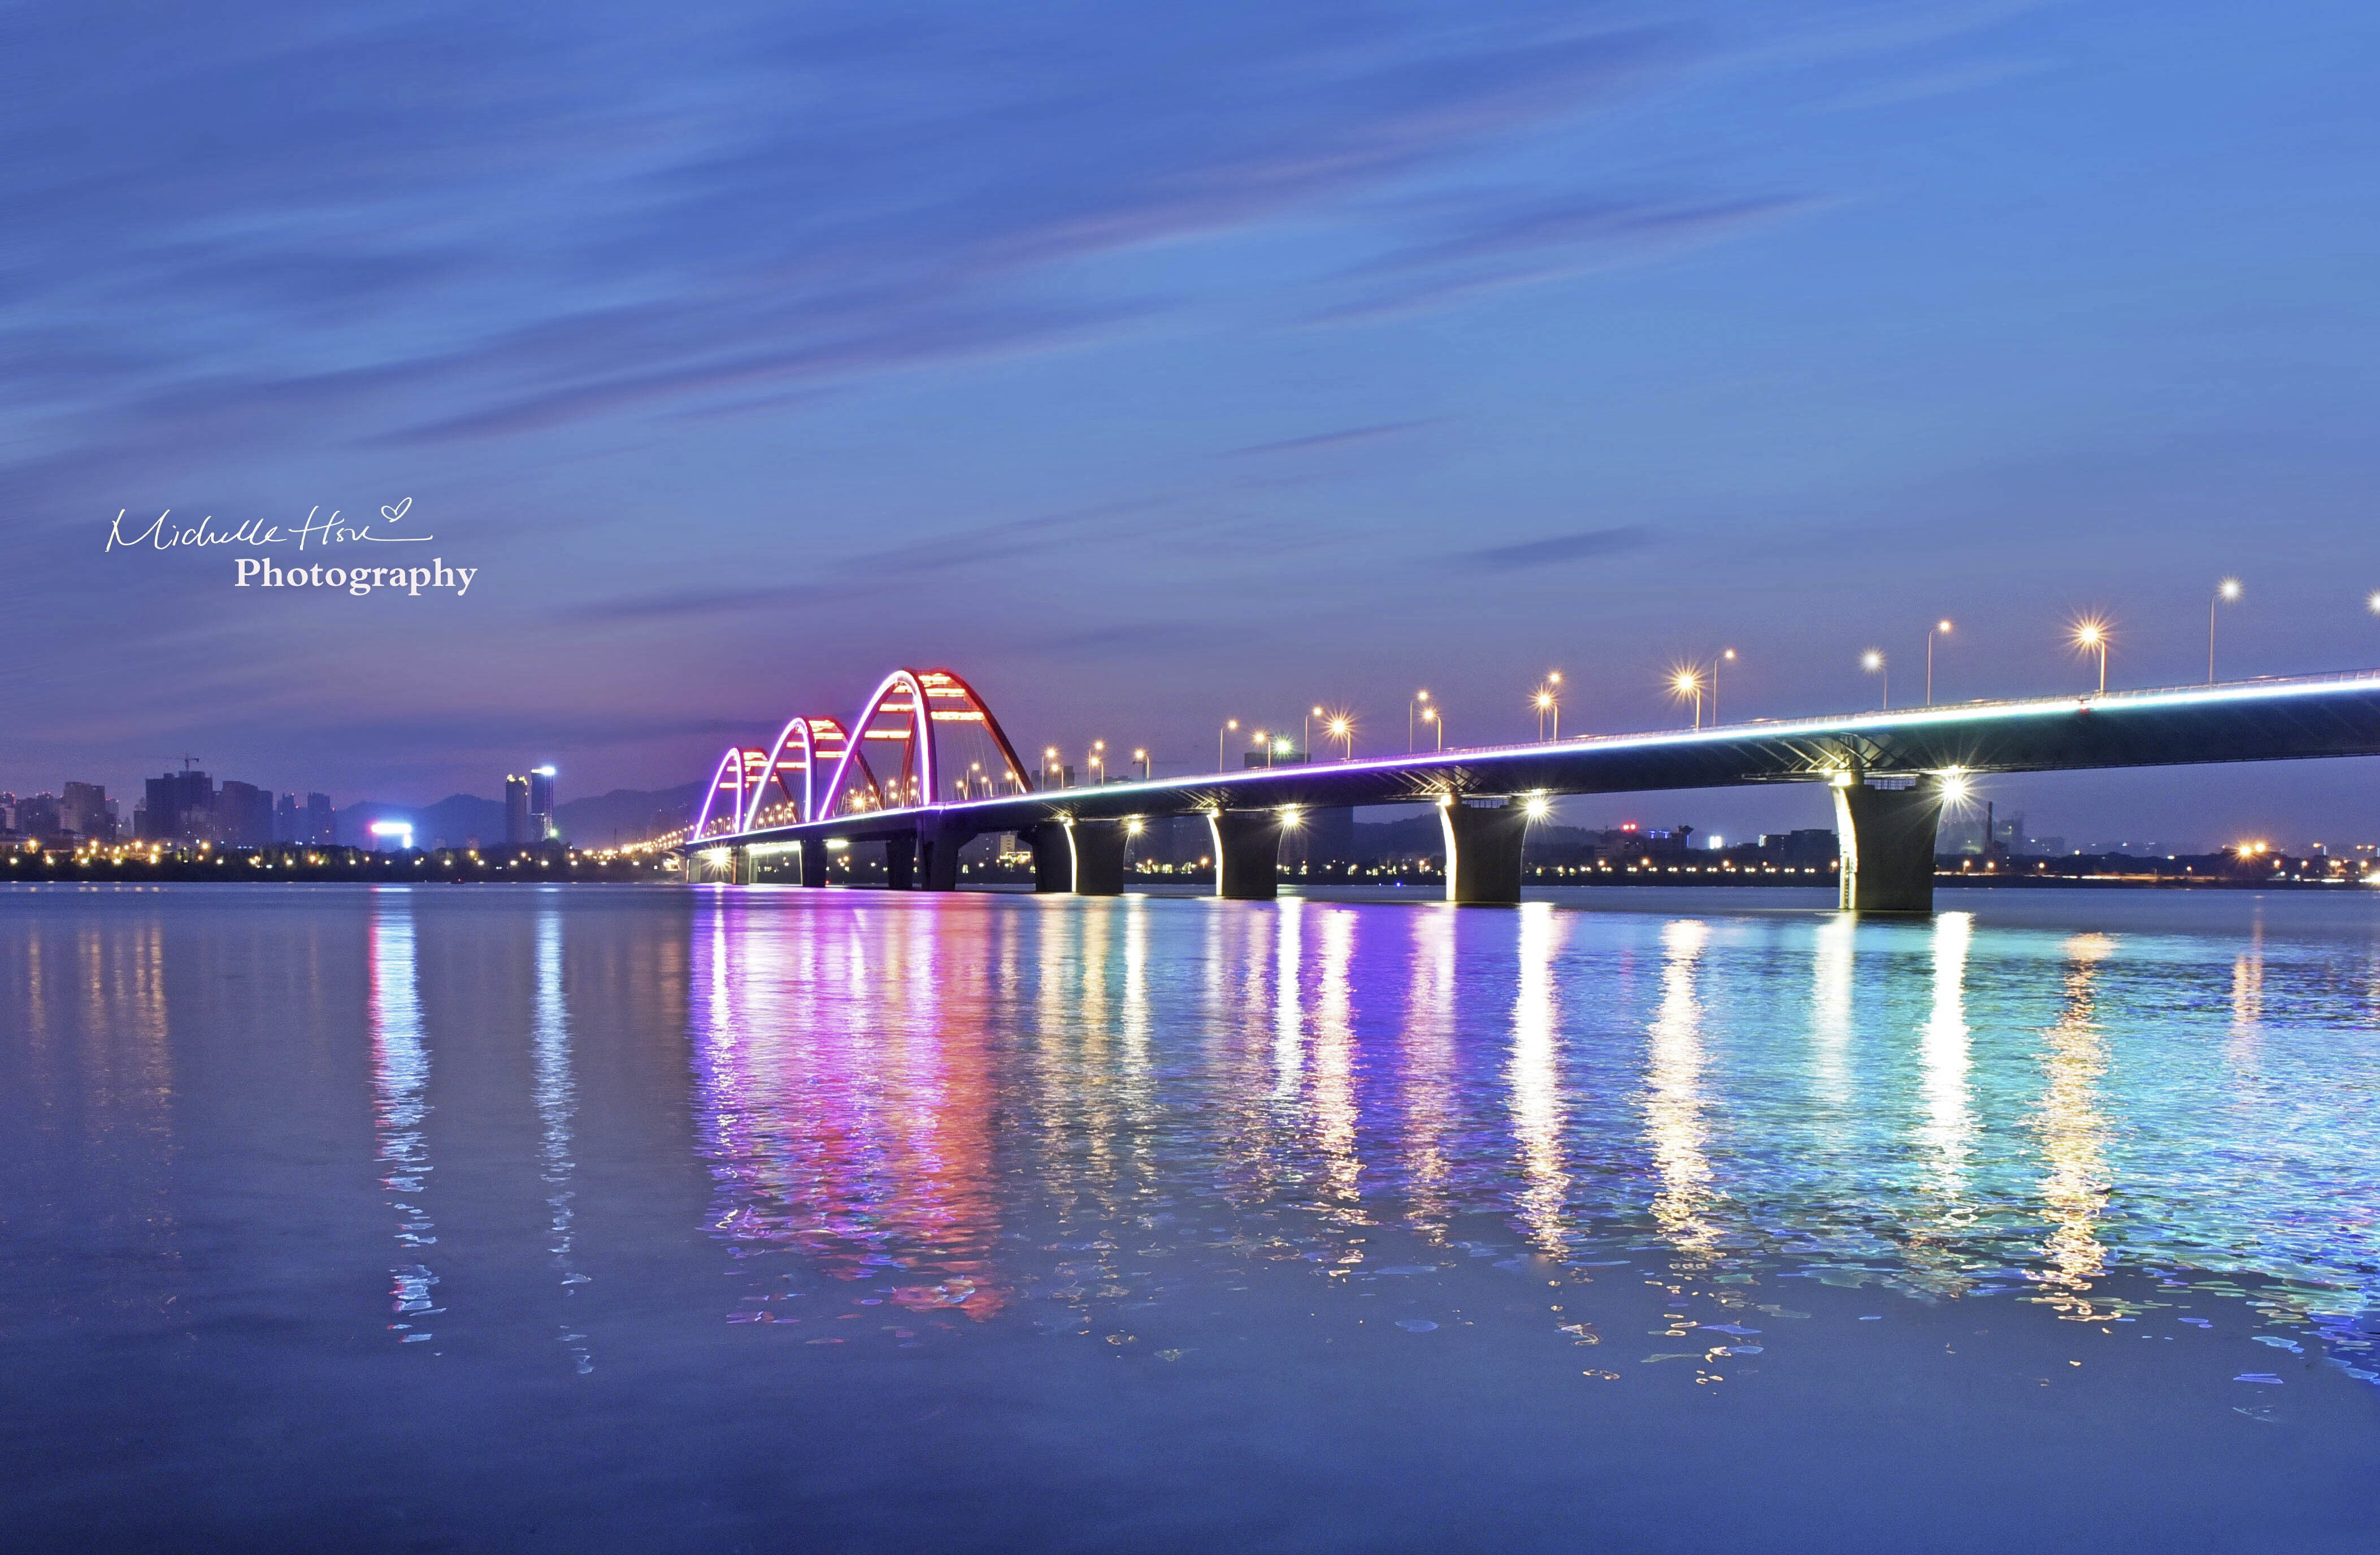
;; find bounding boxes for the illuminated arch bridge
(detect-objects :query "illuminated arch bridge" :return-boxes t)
[679,666,2380,913]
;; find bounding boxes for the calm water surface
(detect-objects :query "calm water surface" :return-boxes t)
[2,883,2376,1553]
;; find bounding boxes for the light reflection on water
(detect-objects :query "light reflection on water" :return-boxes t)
[663,888,2379,1380]
[7,883,2380,1548]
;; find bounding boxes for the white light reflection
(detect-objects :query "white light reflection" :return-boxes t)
[1510,904,1571,1252]
[1644,919,1715,1255]
[1914,912,1975,1251]
[369,891,439,1342]
[1810,913,1855,1112]
[1400,909,1458,1235]
[2035,932,2116,1317]
[532,905,593,1372]
[1311,909,1361,1213]
[1274,897,1306,1097]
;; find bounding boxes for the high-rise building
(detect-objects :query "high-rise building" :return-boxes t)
[303,793,335,845]
[142,768,216,843]
[60,782,114,842]
[274,793,299,843]
[15,793,61,840]
[505,775,532,846]
[216,781,274,847]
[528,766,558,841]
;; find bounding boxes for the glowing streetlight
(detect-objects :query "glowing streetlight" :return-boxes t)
[2368,592,2380,616]
[1305,706,1324,762]
[1043,745,1061,789]
[1132,748,1150,780]
[1532,687,1557,742]
[1253,728,1270,768]
[1218,718,1238,772]
[1420,705,1442,752]
[1089,740,1105,783]
[1409,690,1430,753]
[1926,620,1952,705]
[2072,619,2109,695]
[1670,666,1704,729]
[2209,579,2241,684]
[1711,648,1736,723]
[1325,714,1353,761]
[1862,649,1887,710]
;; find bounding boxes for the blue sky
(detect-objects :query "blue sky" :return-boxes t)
[8,0,2377,846]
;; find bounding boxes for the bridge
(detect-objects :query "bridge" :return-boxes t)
[675,667,2380,912]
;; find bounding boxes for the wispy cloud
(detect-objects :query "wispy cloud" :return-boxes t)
[1458,525,1651,570]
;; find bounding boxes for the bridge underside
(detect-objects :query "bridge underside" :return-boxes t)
[683,674,2380,913]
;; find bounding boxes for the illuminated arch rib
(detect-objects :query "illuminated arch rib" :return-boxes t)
[815,667,1035,818]
[741,715,849,831]
[693,746,769,840]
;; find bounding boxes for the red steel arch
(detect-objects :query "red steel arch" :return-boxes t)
[815,667,1035,819]
[741,715,849,831]
[693,746,769,840]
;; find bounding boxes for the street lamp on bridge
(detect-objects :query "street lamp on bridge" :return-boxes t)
[1217,719,1238,772]
[1669,666,1704,729]
[1132,748,1150,781]
[1326,713,1353,760]
[1926,622,1951,705]
[1862,649,1888,710]
[2073,619,2110,695]
[1409,690,1430,752]
[2209,580,2240,684]
[1420,705,1442,751]
[1532,670,1561,741]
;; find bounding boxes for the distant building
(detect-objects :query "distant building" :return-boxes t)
[60,782,114,842]
[15,793,62,840]
[142,768,216,843]
[505,775,532,846]
[303,793,335,845]
[528,766,558,841]
[1759,828,1839,866]
[216,781,274,847]
[274,793,299,842]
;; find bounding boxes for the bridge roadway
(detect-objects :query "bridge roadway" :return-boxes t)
[683,671,2380,912]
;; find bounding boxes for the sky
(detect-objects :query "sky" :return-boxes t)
[6,0,2378,848]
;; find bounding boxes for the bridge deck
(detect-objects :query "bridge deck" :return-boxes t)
[689,671,2380,850]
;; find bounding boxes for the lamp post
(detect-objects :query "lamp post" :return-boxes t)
[1089,740,1105,784]
[1670,667,1704,729]
[1862,649,1887,710]
[2209,580,2240,684]
[1326,715,1353,760]
[2073,620,2109,695]
[1218,719,1237,772]
[1421,706,1442,751]
[1409,690,1430,753]
[1043,746,1061,789]
[1133,748,1150,780]
[1926,621,1951,705]
[1710,649,1735,723]
[1254,729,1270,768]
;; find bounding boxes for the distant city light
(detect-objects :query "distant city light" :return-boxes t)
[367,820,414,851]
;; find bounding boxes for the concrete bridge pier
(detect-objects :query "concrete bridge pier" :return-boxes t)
[884,832,917,891]
[1023,823,1073,893]
[1068,819,1131,896]
[920,820,971,892]
[1834,775,1943,914]
[1208,810,1284,900]
[1439,798,1530,905]
[799,840,828,888]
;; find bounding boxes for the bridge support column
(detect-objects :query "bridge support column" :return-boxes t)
[1834,777,1943,914]
[799,840,828,888]
[1023,823,1072,893]
[1069,819,1130,896]
[1439,799,1528,905]
[920,819,971,892]
[1208,810,1284,900]
[884,832,917,891]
